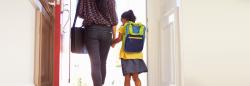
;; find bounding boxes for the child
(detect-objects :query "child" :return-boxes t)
[112,10,148,86]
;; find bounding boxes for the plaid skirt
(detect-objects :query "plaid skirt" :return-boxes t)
[121,59,148,76]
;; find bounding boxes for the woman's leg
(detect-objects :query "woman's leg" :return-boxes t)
[132,73,141,86]
[85,25,112,86]
[85,29,102,86]
[124,74,131,86]
[99,28,112,84]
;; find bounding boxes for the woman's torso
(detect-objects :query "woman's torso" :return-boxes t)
[78,0,118,27]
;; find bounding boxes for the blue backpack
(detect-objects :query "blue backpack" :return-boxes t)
[123,21,146,52]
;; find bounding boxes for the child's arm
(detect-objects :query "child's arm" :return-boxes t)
[112,33,122,45]
[112,25,124,48]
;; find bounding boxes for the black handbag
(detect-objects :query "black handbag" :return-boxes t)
[70,0,87,54]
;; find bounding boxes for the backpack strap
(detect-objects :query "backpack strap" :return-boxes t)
[122,22,130,44]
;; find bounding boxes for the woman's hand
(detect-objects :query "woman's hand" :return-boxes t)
[111,41,116,48]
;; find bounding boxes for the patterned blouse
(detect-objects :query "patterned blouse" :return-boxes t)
[78,0,118,27]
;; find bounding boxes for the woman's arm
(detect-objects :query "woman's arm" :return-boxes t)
[112,25,117,40]
[111,25,117,48]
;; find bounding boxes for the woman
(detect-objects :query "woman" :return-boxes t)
[77,0,118,86]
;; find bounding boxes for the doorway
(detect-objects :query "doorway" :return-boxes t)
[59,0,147,86]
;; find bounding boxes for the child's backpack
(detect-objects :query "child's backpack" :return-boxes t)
[123,21,146,52]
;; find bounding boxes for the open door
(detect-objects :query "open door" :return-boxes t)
[34,0,60,86]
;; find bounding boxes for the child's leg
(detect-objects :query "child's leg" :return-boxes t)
[124,74,131,86]
[132,73,141,86]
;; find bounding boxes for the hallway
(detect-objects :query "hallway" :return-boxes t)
[1,0,250,86]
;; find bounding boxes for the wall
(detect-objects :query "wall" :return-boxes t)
[0,0,35,86]
[147,0,161,85]
[181,0,250,86]
[159,0,180,86]
[148,0,181,86]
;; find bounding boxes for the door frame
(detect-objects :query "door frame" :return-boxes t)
[32,0,61,86]
[54,1,61,86]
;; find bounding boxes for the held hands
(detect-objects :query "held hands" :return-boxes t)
[111,25,122,48]
[111,39,116,48]
[111,25,117,48]
[111,33,122,48]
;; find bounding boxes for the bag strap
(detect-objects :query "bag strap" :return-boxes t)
[72,0,81,27]
[124,22,130,42]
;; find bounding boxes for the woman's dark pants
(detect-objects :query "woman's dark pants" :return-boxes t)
[85,25,112,86]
